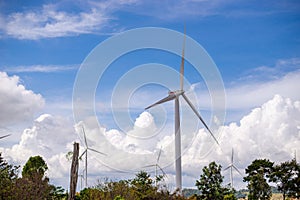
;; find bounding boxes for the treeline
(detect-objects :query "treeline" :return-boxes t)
[1,153,299,200]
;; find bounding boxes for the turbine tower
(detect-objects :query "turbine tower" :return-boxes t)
[79,126,106,188]
[145,30,219,192]
[224,148,243,189]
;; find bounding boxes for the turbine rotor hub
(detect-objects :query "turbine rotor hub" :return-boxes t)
[168,90,184,97]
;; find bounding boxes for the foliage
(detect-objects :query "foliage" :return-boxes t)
[131,171,154,199]
[77,171,186,200]
[0,153,66,199]
[195,161,235,200]
[182,188,201,198]
[244,159,274,200]
[224,193,237,200]
[0,153,20,198]
[22,155,48,179]
[269,159,300,199]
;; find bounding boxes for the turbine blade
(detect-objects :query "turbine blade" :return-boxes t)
[88,147,107,156]
[157,165,167,176]
[79,150,87,160]
[145,94,176,110]
[143,164,156,168]
[157,147,162,163]
[231,148,234,164]
[180,27,186,91]
[233,165,243,177]
[0,134,11,139]
[182,93,219,145]
[224,165,231,171]
[82,126,88,147]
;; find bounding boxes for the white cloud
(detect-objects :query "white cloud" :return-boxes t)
[1,0,139,40]
[1,95,299,190]
[190,62,300,124]
[226,70,300,110]
[0,72,44,126]
[3,3,110,40]
[0,114,78,186]
[181,95,300,188]
[4,64,78,73]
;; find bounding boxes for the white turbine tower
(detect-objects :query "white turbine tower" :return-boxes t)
[79,126,106,188]
[224,148,243,189]
[145,30,219,192]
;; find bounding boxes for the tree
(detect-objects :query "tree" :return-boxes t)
[0,153,19,198]
[14,155,54,199]
[131,171,154,199]
[195,161,235,200]
[243,159,274,200]
[22,155,48,179]
[270,159,300,200]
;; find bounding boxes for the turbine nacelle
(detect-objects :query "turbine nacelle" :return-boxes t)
[168,90,184,97]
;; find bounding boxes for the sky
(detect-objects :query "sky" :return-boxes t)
[0,0,300,191]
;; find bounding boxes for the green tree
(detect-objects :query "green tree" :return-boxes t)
[195,161,235,200]
[131,171,154,199]
[22,155,48,179]
[14,155,54,199]
[270,159,300,199]
[243,159,274,200]
[0,153,19,198]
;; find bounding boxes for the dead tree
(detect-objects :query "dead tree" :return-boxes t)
[68,142,79,200]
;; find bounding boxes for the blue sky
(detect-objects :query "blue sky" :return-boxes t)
[0,0,300,190]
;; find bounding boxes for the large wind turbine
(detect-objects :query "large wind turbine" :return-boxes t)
[145,30,219,192]
[224,148,243,189]
[79,126,106,188]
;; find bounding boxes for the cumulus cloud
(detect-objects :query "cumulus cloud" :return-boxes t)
[182,95,300,188]
[0,114,78,186]
[0,72,44,126]
[1,95,299,190]
[76,95,299,189]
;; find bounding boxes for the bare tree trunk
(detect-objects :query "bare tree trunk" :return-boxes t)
[69,142,79,200]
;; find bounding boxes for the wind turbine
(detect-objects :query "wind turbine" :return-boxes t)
[224,148,243,189]
[79,126,106,188]
[145,30,219,192]
[143,147,167,187]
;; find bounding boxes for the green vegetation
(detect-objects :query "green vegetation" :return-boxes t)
[195,161,236,200]
[243,159,274,200]
[269,159,300,199]
[1,152,299,200]
[0,153,67,199]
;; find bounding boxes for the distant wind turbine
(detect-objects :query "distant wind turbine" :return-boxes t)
[224,148,243,189]
[143,147,167,187]
[145,29,219,192]
[79,126,106,188]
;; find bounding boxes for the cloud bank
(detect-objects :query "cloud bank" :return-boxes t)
[0,72,44,126]
[1,94,299,189]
